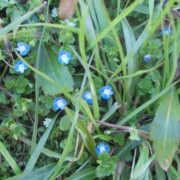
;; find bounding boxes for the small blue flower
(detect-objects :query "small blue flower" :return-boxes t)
[53,97,67,111]
[96,142,109,155]
[99,85,114,100]
[14,60,28,73]
[83,91,92,104]
[143,54,151,62]
[58,50,72,64]
[16,42,30,56]
[160,26,173,36]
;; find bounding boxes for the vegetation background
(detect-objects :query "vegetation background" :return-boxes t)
[0,0,180,179]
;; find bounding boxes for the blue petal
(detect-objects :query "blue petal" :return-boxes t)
[58,50,72,64]
[83,91,92,104]
[102,94,110,100]
[53,97,67,111]
[14,60,28,73]
[16,42,30,56]
[144,55,151,62]
[24,44,30,51]
[86,98,92,104]
[99,87,105,94]
[96,142,109,155]
[105,85,112,90]
[20,50,28,56]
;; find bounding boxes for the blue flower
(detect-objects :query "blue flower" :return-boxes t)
[16,42,30,56]
[143,54,151,62]
[99,85,114,100]
[53,97,67,111]
[83,91,92,104]
[96,142,109,155]
[58,50,71,64]
[14,60,28,73]
[160,26,173,36]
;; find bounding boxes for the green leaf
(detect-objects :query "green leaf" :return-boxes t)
[6,164,56,180]
[112,133,125,145]
[0,92,7,104]
[150,88,180,171]
[24,114,58,172]
[0,141,21,174]
[10,6,22,38]
[39,43,74,95]
[65,167,96,180]
[129,127,140,141]
[65,107,97,158]
[59,115,72,131]
[0,0,8,10]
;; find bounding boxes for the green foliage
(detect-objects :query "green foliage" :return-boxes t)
[1,118,26,140]
[29,0,41,9]
[150,89,180,171]
[112,132,125,146]
[77,151,88,165]
[138,76,155,95]
[0,0,180,179]
[15,76,29,94]
[60,138,75,152]
[59,115,72,131]
[96,161,116,178]
[140,39,162,59]
[59,30,75,44]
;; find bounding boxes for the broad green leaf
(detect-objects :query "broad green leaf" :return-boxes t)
[39,43,74,95]
[59,115,72,131]
[10,6,22,38]
[0,0,8,10]
[65,167,96,180]
[6,164,56,180]
[150,88,180,171]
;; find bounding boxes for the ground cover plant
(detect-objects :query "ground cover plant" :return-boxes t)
[0,0,180,179]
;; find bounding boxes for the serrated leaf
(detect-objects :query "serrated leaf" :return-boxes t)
[39,43,74,95]
[150,88,180,171]
[10,6,22,37]
[112,133,125,145]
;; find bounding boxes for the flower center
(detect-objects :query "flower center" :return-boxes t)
[86,93,92,99]
[19,64,25,72]
[103,89,111,95]
[19,45,26,51]
[100,146,106,153]
[61,54,68,62]
[57,100,63,107]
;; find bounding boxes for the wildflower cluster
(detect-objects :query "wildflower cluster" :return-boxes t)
[142,26,173,63]
[95,142,117,178]
[14,42,30,73]
[83,85,114,104]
